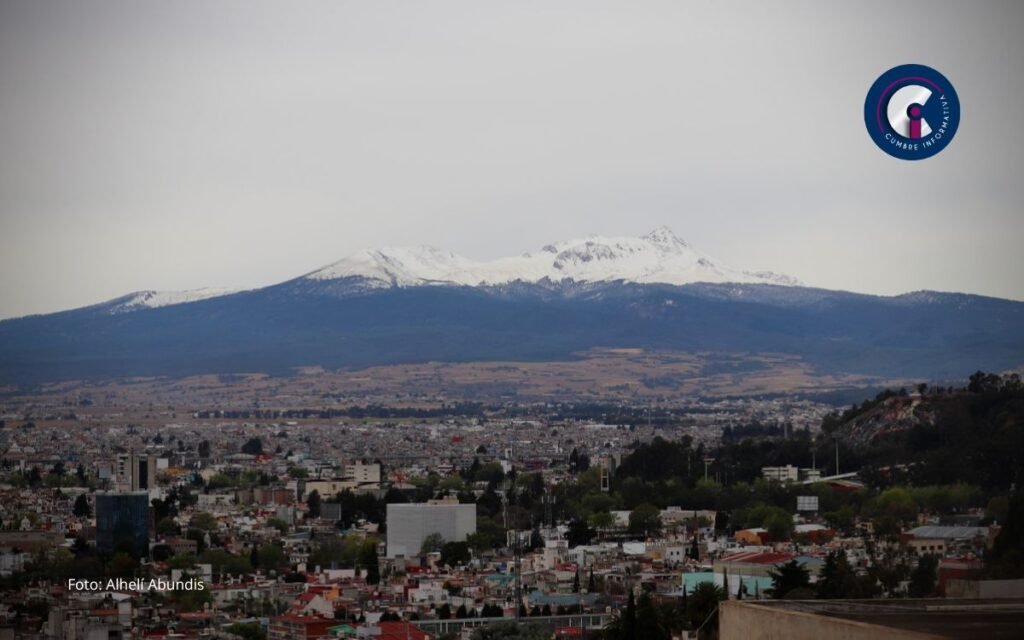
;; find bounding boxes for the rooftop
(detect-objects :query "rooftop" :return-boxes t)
[746,599,1024,639]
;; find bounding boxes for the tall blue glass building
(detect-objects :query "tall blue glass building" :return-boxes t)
[95,491,150,557]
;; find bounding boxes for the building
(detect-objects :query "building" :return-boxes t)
[905,525,993,556]
[268,615,333,640]
[320,502,343,522]
[95,491,150,557]
[386,503,476,558]
[114,451,157,492]
[761,465,798,483]
[343,462,381,485]
[712,551,823,596]
[720,598,1024,639]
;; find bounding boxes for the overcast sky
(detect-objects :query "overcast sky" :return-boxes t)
[1,1,1023,318]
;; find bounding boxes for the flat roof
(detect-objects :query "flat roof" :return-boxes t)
[750,599,1024,639]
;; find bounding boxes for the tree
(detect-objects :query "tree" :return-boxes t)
[566,519,595,547]
[628,503,661,537]
[481,603,503,618]
[266,517,289,534]
[258,544,287,571]
[190,512,218,531]
[108,552,138,577]
[767,560,811,599]
[240,438,263,455]
[687,581,725,639]
[359,539,380,585]
[688,535,700,561]
[908,554,938,597]
[764,511,794,542]
[73,494,91,518]
[225,622,266,640]
[470,621,549,639]
[622,590,637,639]
[306,490,322,519]
[156,517,180,536]
[198,440,211,459]
[420,533,445,555]
[441,541,471,567]
[633,593,672,640]
[988,492,1024,578]
[816,550,867,599]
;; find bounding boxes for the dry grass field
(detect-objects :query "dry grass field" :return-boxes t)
[1,349,902,427]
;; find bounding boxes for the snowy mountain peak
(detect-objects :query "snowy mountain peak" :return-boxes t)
[305,228,800,289]
[643,225,689,248]
[104,288,238,314]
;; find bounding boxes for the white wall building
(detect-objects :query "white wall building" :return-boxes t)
[386,503,476,558]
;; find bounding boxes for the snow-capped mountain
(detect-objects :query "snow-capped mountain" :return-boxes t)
[304,227,799,289]
[3,228,1023,385]
[103,288,239,314]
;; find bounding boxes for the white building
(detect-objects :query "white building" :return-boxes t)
[386,503,476,558]
[761,465,799,483]
[343,462,381,485]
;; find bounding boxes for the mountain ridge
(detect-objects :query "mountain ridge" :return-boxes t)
[1,228,1022,386]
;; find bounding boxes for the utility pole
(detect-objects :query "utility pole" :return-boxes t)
[835,438,840,475]
[703,457,714,482]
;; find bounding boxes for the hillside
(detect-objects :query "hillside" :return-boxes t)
[827,372,1024,491]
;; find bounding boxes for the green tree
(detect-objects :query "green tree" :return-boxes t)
[767,560,811,599]
[988,492,1024,578]
[306,490,322,519]
[190,512,218,531]
[225,622,266,640]
[816,550,870,599]
[359,538,380,585]
[72,494,91,518]
[764,511,794,541]
[687,581,725,639]
[628,503,661,536]
[440,541,471,567]
[156,517,179,536]
[266,517,289,534]
[908,555,938,597]
[240,438,263,455]
[258,544,287,571]
[420,532,445,555]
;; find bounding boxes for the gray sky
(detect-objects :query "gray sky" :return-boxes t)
[2,1,1023,319]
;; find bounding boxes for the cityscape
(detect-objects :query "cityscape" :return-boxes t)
[2,2,1024,639]
[0,369,1021,639]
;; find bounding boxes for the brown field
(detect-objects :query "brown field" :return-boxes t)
[1,349,903,425]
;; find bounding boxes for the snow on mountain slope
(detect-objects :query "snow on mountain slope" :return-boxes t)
[305,227,800,288]
[105,288,239,314]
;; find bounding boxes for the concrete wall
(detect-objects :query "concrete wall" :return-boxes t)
[946,578,1024,599]
[719,602,937,640]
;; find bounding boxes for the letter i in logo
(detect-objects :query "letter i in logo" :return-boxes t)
[886,85,932,140]
[908,104,923,139]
